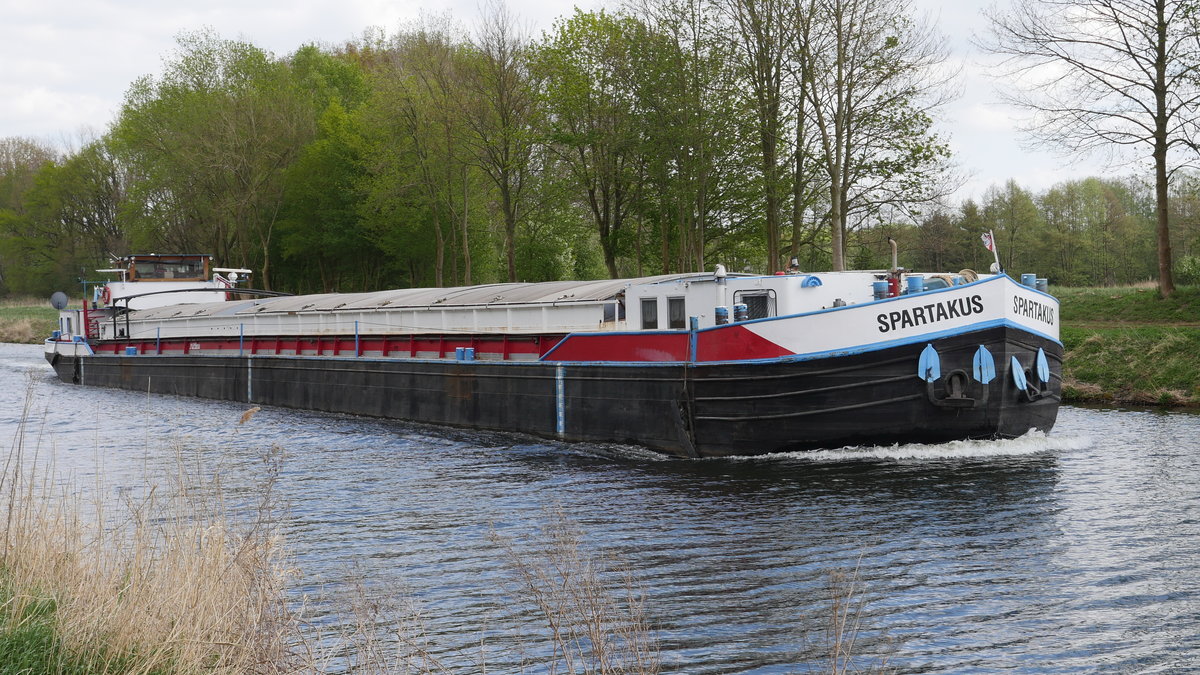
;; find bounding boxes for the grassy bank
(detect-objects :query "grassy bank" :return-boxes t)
[0,297,58,343]
[1055,285,1200,407]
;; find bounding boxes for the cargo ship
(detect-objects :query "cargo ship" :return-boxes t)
[45,253,1061,457]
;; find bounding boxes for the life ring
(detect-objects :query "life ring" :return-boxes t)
[100,286,112,305]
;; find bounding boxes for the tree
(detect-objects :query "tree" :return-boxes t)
[984,0,1200,297]
[362,20,489,287]
[463,1,542,282]
[798,0,954,271]
[535,10,646,278]
[914,210,960,271]
[0,138,59,294]
[276,46,377,292]
[980,180,1043,272]
[724,0,797,272]
[626,0,747,273]
[278,101,377,292]
[115,29,315,288]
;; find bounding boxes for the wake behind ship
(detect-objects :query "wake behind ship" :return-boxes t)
[45,254,1061,458]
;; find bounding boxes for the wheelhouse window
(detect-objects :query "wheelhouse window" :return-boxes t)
[128,255,209,282]
[640,298,658,329]
[668,297,686,329]
[734,291,776,320]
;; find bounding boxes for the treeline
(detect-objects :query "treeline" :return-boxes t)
[0,0,1196,298]
[909,178,1200,287]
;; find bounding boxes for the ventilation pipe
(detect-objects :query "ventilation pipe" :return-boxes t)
[887,238,901,297]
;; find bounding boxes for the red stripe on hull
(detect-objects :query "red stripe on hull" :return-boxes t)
[696,325,793,362]
[89,334,562,359]
[545,333,690,362]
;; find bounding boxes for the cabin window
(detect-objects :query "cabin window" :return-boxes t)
[602,300,627,323]
[668,297,686,329]
[734,291,776,319]
[130,257,207,281]
[641,298,658,329]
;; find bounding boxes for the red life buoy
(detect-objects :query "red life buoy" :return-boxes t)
[100,286,112,305]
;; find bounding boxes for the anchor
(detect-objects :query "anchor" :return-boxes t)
[1012,349,1054,402]
[920,344,992,408]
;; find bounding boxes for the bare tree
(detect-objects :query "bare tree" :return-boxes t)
[798,0,954,270]
[983,0,1200,297]
[465,0,540,282]
[724,0,798,273]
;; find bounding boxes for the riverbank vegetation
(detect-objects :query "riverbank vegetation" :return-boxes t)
[0,297,57,342]
[1057,285,1200,407]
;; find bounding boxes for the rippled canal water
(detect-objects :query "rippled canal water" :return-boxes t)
[3,342,1198,673]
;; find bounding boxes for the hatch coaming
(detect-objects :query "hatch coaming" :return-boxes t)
[97,298,624,341]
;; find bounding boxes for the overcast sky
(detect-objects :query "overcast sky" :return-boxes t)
[1,0,1108,203]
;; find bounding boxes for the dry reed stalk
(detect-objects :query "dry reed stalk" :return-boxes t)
[820,559,892,675]
[1,375,298,673]
[490,505,660,675]
[0,317,36,343]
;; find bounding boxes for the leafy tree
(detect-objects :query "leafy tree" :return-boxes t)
[278,101,378,292]
[630,0,750,273]
[979,180,1043,272]
[462,1,543,282]
[361,20,492,287]
[913,210,961,272]
[534,10,647,278]
[722,0,797,272]
[0,137,58,293]
[114,29,316,288]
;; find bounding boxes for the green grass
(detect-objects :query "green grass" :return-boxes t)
[0,580,157,674]
[1061,324,1200,405]
[1056,284,1200,407]
[0,299,60,343]
[1055,284,1200,324]
[0,582,76,674]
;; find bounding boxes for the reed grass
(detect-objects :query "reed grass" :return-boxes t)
[491,506,660,675]
[0,377,296,674]
[819,561,892,675]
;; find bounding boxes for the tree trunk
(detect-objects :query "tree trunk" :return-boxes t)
[461,166,472,285]
[830,172,844,271]
[1153,0,1175,298]
[503,184,516,282]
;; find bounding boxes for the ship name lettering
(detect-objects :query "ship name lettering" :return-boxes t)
[1012,296,1056,326]
[876,294,984,333]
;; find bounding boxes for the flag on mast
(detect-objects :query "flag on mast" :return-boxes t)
[981,230,1002,271]
[981,231,995,252]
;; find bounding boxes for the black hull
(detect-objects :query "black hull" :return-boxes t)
[45,325,1060,458]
